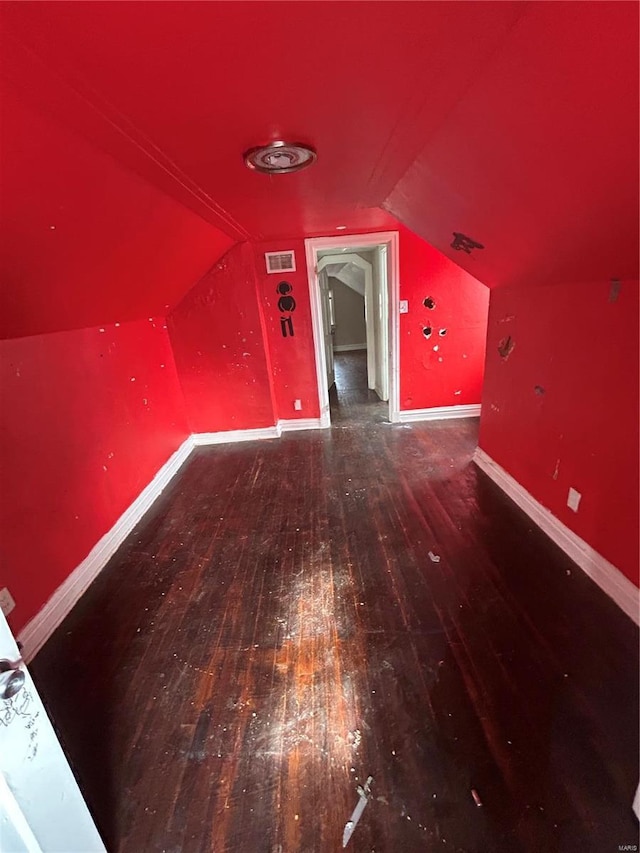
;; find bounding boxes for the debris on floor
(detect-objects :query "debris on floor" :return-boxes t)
[471,788,483,807]
[428,551,441,563]
[343,776,373,847]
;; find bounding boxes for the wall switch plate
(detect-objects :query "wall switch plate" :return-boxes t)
[0,587,15,616]
[567,487,582,513]
[399,300,409,314]
[294,399,302,411]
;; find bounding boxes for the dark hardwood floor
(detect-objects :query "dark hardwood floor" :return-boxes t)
[31,353,638,852]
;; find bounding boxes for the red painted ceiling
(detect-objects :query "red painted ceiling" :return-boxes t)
[1,1,637,338]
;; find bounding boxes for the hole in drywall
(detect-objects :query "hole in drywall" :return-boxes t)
[439,328,447,337]
[423,296,436,310]
[534,385,545,396]
[498,335,515,359]
[423,326,433,339]
[451,232,484,254]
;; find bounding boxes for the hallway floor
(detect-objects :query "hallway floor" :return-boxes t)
[31,408,638,851]
[329,349,388,426]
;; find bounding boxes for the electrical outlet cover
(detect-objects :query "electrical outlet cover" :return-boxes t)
[0,587,16,616]
[567,487,582,513]
[399,300,408,314]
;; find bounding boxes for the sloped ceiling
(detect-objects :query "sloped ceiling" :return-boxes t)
[1,1,637,338]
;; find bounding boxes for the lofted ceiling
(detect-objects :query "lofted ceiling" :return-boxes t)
[0,1,637,338]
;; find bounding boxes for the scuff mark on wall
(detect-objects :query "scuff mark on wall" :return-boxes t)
[497,335,515,359]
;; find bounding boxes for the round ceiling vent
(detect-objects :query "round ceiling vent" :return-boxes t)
[243,141,317,174]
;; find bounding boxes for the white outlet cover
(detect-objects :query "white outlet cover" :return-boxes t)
[399,300,409,314]
[294,399,302,411]
[567,487,582,513]
[0,587,15,616]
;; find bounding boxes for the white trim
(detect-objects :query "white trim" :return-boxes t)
[277,418,324,432]
[473,448,639,625]
[305,242,332,427]
[305,231,400,425]
[18,438,195,662]
[333,343,367,352]
[398,404,481,423]
[191,426,280,445]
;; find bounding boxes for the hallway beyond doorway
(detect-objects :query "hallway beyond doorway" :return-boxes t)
[330,350,388,426]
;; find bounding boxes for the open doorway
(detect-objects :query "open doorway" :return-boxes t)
[305,232,399,426]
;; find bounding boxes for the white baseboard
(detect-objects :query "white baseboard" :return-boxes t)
[473,447,639,625]
[398,404,481,423]
[193,421,325,442]
[191,426,280,445]
[18,438,195,661]
[278,418,324,432]
[18,419,332,659]
[333,343,367,352]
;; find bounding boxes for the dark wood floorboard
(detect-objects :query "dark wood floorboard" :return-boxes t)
[31,353,638,852]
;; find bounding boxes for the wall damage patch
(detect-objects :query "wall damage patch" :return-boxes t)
[451,232,484,254]
[497,335,515,360]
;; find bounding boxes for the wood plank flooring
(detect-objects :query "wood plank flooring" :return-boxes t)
[31,353,639,852]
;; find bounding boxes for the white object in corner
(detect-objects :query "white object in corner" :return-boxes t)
[473,447,639,626]
[0,611,106,852]
[397,404,481,423]
[18,438,194,662]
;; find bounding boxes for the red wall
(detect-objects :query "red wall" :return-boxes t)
[0,81,232,340]
[399,227,489,410]
[479,280,639,585]
[253,228,488,420]
[0,321,189,634]
[255,240,320,422]
[167,244,276,433]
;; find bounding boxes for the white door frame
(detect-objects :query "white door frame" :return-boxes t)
[317,253,375,390]
[305,231,400,426]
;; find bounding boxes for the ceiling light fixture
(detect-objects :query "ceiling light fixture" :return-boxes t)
[243,140,317,174]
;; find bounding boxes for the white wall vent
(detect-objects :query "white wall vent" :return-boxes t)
[265,250,296,274]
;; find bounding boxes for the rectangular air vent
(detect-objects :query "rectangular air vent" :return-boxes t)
[265,250,296,274]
